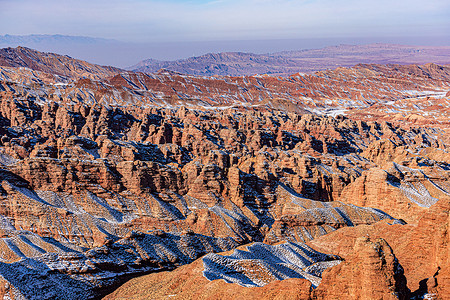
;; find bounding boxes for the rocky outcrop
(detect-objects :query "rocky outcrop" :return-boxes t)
[340,149,450,223]
[314,237,408,300]
[309,198,450,298]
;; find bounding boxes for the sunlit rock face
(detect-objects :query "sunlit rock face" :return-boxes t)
[0,47,448,299]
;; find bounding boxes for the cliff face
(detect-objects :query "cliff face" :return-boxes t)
[309,198,450,299]
[314,237,408,300]
[0,47,448,299]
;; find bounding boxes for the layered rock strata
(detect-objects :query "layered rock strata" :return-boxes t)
[0,47,448,299]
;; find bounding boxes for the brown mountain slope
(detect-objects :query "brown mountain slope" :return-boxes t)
[0,46,122,79]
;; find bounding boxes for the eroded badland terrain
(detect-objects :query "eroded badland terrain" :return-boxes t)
[0,46,448,299]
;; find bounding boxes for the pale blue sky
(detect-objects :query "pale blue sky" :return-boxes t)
[1,0,448,42]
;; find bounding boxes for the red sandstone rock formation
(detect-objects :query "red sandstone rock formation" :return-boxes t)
[0,47,448,299]
[309,198,450,298]
[314,237,408,300]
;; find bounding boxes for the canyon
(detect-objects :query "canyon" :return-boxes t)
[0,46,448,299]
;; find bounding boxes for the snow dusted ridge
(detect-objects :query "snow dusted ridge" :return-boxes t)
[1,61,450,117]
[390,163,442,208]
[203,242,342,288]
[0,229,238,300]
[0,47,448,299]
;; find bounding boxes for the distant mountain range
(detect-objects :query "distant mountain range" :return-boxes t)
[130,43,450,76]
[1,36,450,76]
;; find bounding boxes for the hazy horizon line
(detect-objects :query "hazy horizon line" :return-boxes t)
[1,33,450,68]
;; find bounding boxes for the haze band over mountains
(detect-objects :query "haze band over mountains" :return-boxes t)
[1,34,450,73]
